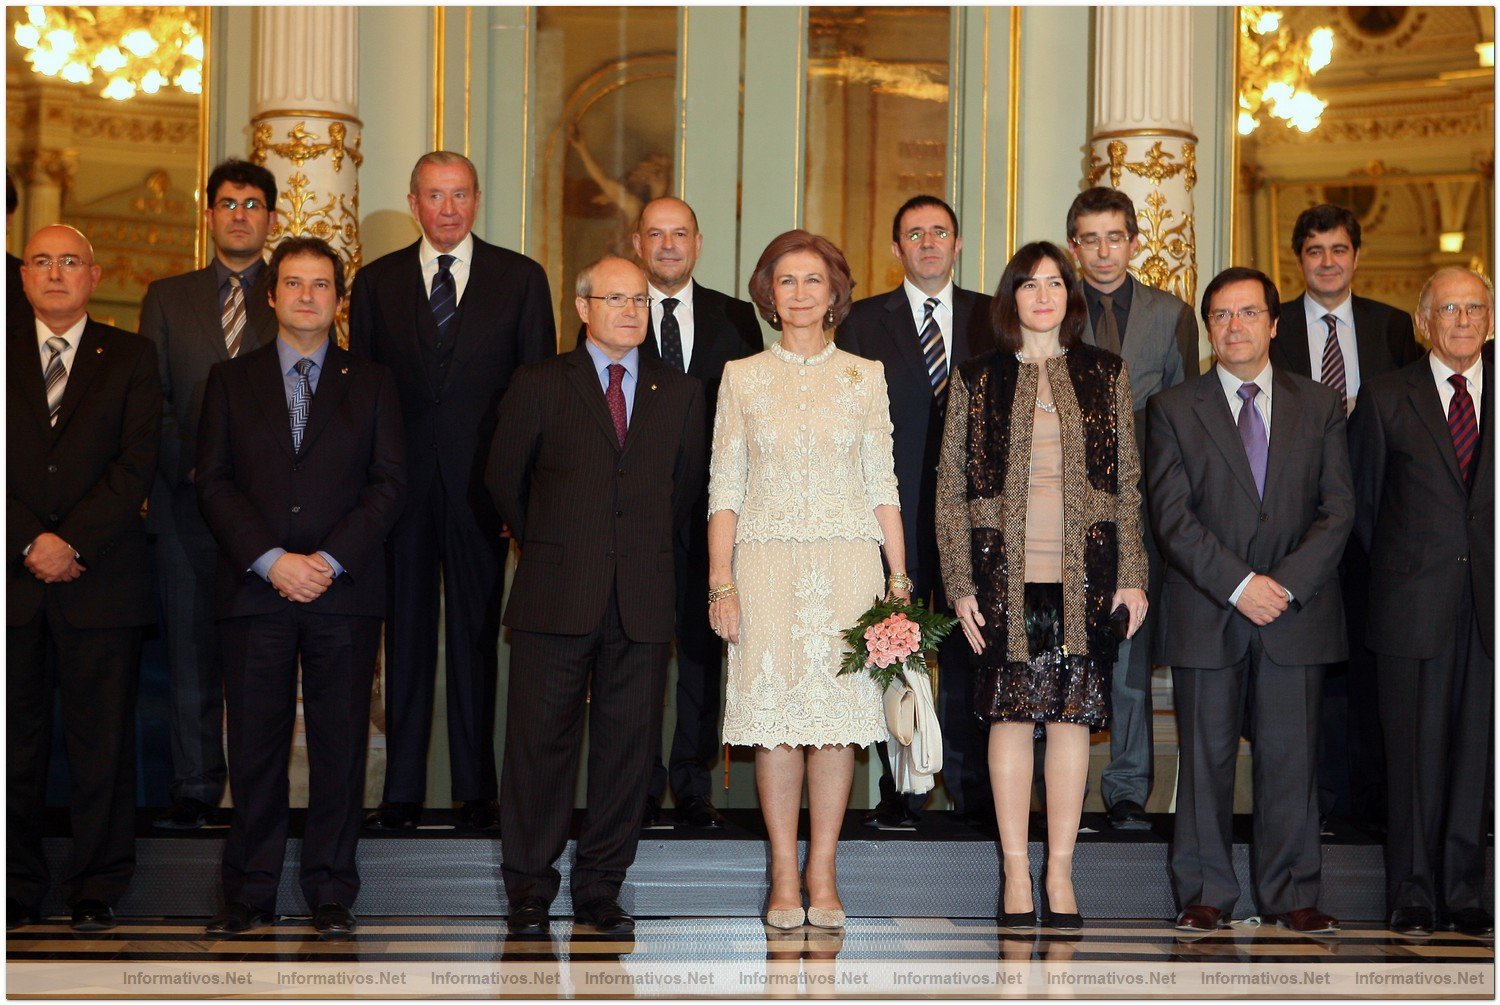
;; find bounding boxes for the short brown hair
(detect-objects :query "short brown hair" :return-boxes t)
[990,241,1088,352]
[409,150,480,196]
[747,229,855,330]
[268,236,347,300]
[1066,186,1139,240]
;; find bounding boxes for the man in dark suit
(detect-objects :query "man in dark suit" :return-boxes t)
[1269,204,1421,831]
[628,196,761,829]
[1349,267,1494,938]
[1066,186,1200,830]
[350,151,555,831]
[837,194,994,829]
[1148,267,1353,935]
[140,159,279,830]
[8,225,162,932]
[196,237,405,938]
[487,256,705,936]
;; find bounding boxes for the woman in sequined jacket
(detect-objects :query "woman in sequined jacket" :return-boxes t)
[935,241,1148,930]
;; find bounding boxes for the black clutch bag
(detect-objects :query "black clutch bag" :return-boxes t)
[1108,603,1131,641]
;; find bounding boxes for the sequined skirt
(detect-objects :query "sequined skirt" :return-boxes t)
[972,582,1111,734]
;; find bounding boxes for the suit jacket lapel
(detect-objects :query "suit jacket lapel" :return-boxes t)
[244,270,277,351]
[1277,295,1313,377]
[10,326,51,432]
[1119,276,1151,369]
[448,239,508,384]
[49,320,106,437]
[249,345,298,459]
[1193,371,1261,505]
[686,285,718,381]
[189,268,231,362]
[1407,357,1465,489]
[566,344,623,450]
[1263,368,1303,498]
[881,287,929,382]
[297,344,354,456]
[1475,350,1495,502]
[951,288,975,365]
[623,355,665,453]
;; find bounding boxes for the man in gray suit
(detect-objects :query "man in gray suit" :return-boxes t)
[140,159,279,829]
[1066,186,1198,830]
[1148,267,1353,935]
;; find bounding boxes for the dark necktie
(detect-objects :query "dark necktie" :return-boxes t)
[291,358,314,452]
[1448,374,1478,489]
[606,363,627,447]
[1237,382,1267,497]
[1095,295,1123,355]
[430,254,457,340]
[1320,313,1347,414]
[659,297,685,371]
[222,273,247,358]
[919,297,948,397]
[43,335,69,426]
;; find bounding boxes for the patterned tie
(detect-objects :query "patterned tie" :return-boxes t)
[290,358,315,452]
[659,297,685,371]
[222,274,248,358]
[1095,295,1123,355]
[430,254,457,340]
[919,297,948,397]
[1237,382,1268,498]
[43,335,69,426]
[1319,313,1347,414]
[1448,374,1478,490]
[605,363,627,447]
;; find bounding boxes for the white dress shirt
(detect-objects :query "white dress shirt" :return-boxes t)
[903,278,954,365]
[1216,361,1293,607]
[1303,294,1361,406]
[35,315,86,375]
[1431,352,1485,431]
[649,278,696,370]
[418,232,474,304]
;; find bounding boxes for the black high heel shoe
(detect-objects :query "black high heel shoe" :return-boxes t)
[998,908,1037,929]
[1039,888,1084,932]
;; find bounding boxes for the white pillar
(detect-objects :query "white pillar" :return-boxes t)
[1087,7,1200,306]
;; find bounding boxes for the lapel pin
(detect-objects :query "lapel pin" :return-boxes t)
[95,347,104,354]
[651,383,658,391]
[340,367,349,374]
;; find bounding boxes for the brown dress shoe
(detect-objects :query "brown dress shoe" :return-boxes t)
[1268,907,1339,934]
[1174,904,1227,931]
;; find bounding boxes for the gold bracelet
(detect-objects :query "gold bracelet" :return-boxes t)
[887,572,913,593]
[708,583,738,604]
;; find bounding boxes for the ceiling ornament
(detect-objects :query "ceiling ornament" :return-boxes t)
[1237,6,1334,135]
[12,5,204,101]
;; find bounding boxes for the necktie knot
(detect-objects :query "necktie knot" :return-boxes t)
[1450,374,1468,394]
[605,363,628,446]
[1237,382,1260,404]
[1099,295,1114,311]
[437,254,455,275]
[923,296,939,318]
[294,357,315,377]
[45,335,69,357]
[607,362,624,387]
[1322,313,1338,338]
[662,297,679,316]
[228,273,242,291]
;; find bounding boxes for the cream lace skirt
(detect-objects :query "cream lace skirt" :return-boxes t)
[722,537,887,748]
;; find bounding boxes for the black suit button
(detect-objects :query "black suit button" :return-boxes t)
[291,505,301,514]
[46,464,57,473]
[606,550,615,558]
[617,469,626,477]
[615,510,623,518]
[435,341,444,350]
[292,463,300,472]
[1459,555,1469,563]
[47,512,59,523]
[433,397,440,404]
[1259,513,1269,523]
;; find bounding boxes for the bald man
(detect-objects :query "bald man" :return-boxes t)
[8,225,162,931]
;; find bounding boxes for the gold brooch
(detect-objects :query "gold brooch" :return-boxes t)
[844,366,863,385]
[340,367,349,374]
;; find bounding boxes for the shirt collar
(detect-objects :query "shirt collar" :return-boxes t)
[584,338,639,380]
[649,278,693,309]
[1084,275,1133,312]
[1430,350,1484,388]
[35,314,87,350]
[903,278,953,316]
[1305,293,1353,330]
[213,255,264,289]
[419,232,474,268]
[276,335,330,374]
[1216,360,1273,401]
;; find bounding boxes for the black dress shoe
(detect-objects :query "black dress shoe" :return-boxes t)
[641,796,666,830]
[70,900,116,932]
[459,799,501,831]
[206,901,274,935]
[678,796,726,829]
[575,897,635,934]
[312,903,356,938]
[1106,799,1151,831]
[1447,908,1494,937]
[507,896,551,935]
[863,797,918,829]
[363,801,420,830]
[997,910,1036,929]
[1389,907,1434,937]
[7,898,39,930]
[153,796,214,830]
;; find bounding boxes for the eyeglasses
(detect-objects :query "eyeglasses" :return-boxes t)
[1433,301,1490,320]
[25,254,92,272]
[1206,306,1270,328]
[213,197,268,213]
[902,227,951,243]
[587,294,651,309]
[1071,232,1130,250]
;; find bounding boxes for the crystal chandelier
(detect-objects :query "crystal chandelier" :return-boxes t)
[1238,7,1334,135]
[12,6,204,101]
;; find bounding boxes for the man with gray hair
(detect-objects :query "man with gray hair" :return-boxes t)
[350,150,556,832]
[1348,266,1494,938]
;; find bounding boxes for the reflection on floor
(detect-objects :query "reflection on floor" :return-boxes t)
[8,916,1494,998]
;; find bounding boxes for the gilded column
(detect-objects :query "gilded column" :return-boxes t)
[248,6,362,340]
[1086,7,1199,306]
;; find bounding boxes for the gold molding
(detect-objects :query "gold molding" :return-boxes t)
[1087,139,1197,190]
[251,108,365,128]
[1229,5,1241,269]
[196,4,211,268]
[463,7,472,157]
[1093,127,1199,142]
[1005,6,1019,263]
[433,7,446,151]
[794,6,807,229]
[250,121,364,173]
[1135,190,1197,305]
[520,7,532,256]
[677,6,689,201]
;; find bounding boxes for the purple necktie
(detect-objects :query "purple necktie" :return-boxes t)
[1237,382,1267,497]
[1449,374,1477,489]
[606,363,627,447]
[1319,313,1347,414]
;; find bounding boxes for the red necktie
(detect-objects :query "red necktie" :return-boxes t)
[606,363,627,447]
[1448,374,1477,489]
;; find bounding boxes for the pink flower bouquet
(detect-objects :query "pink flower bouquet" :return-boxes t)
[838,597,959,691]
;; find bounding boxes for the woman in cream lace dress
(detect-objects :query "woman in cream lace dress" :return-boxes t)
[707,230,910,930]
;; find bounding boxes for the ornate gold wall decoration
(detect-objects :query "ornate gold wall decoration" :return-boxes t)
[1087,139,1198,190]
[70,112,198,145]
[250,120,363,172]
[1133,191,1197,307]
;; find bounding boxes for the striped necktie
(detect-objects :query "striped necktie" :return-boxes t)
[290,358,315,452]
[919,297,948,397]
[1319,313,1347,414]
[430,254,457,339]
[222,273,247,358]
[43,335,69,426]
[1448,374,1478,490]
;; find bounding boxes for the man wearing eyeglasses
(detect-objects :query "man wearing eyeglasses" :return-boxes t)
[1064,186,1200,832]
[1269,204,1421,839]
[486,256,705,935]
[350,151,556,833]
[8,225,162,931]
[1348,267,1493,938]
[837,195,996,831]
[1147,266,1353,935]
[139,159,280,832]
